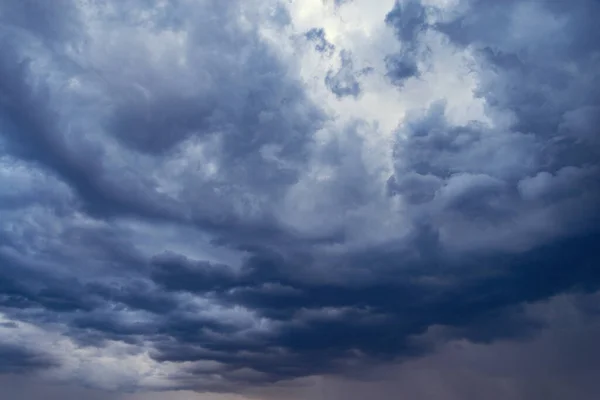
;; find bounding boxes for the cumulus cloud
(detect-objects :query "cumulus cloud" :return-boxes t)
[0,0,599,398]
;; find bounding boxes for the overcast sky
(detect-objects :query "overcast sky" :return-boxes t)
[1,0,600,399]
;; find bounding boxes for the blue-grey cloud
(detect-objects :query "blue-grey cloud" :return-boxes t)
[0,0,599,395]
[0,343,56,374]
[383,0,427,85]
[325,51,369,98]
[305,28,335,55]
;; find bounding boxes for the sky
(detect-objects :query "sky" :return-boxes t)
[0,0,599,399]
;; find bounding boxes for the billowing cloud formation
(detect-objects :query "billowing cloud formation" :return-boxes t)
[0,0,599,396]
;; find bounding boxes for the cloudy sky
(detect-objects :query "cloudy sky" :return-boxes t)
[1,0,600,399]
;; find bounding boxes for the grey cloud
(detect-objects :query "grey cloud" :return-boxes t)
[0,375,123,400]
[1,0,324,233]
[0,0,81,44]
[559,105,600,146]
[388,95,600,252]
[0,252,99,313]
[0,343,56,374]
[0,0,599,395]
[435,173,509,220]
[0,46,180,221]
[392,101,539,180]
[387,172,442,204]
[383,0,428,85]
[248,292,600,400]
[384,53,419,85]
[436,0,600,142]
[103,231,598,384]
[4,294,600,400]
[150,252,239,293]
[325,51,366,99]
[385,0,427,44]
[305,28,335,55]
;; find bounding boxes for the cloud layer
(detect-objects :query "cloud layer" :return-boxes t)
[0,0,599,396]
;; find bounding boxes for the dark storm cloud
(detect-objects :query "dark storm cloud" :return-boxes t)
[0,343,56,374]
[0,0,323,229]
[0,252,99,313]
[252,292,600,400]
[0,0,599,395]
[102,3,324,202]
[0,44,179,221]
[137,231,600,381]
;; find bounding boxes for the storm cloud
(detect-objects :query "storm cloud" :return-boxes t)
[0,0,599,398]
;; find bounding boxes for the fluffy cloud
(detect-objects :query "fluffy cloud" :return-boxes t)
[0,0,599,397]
